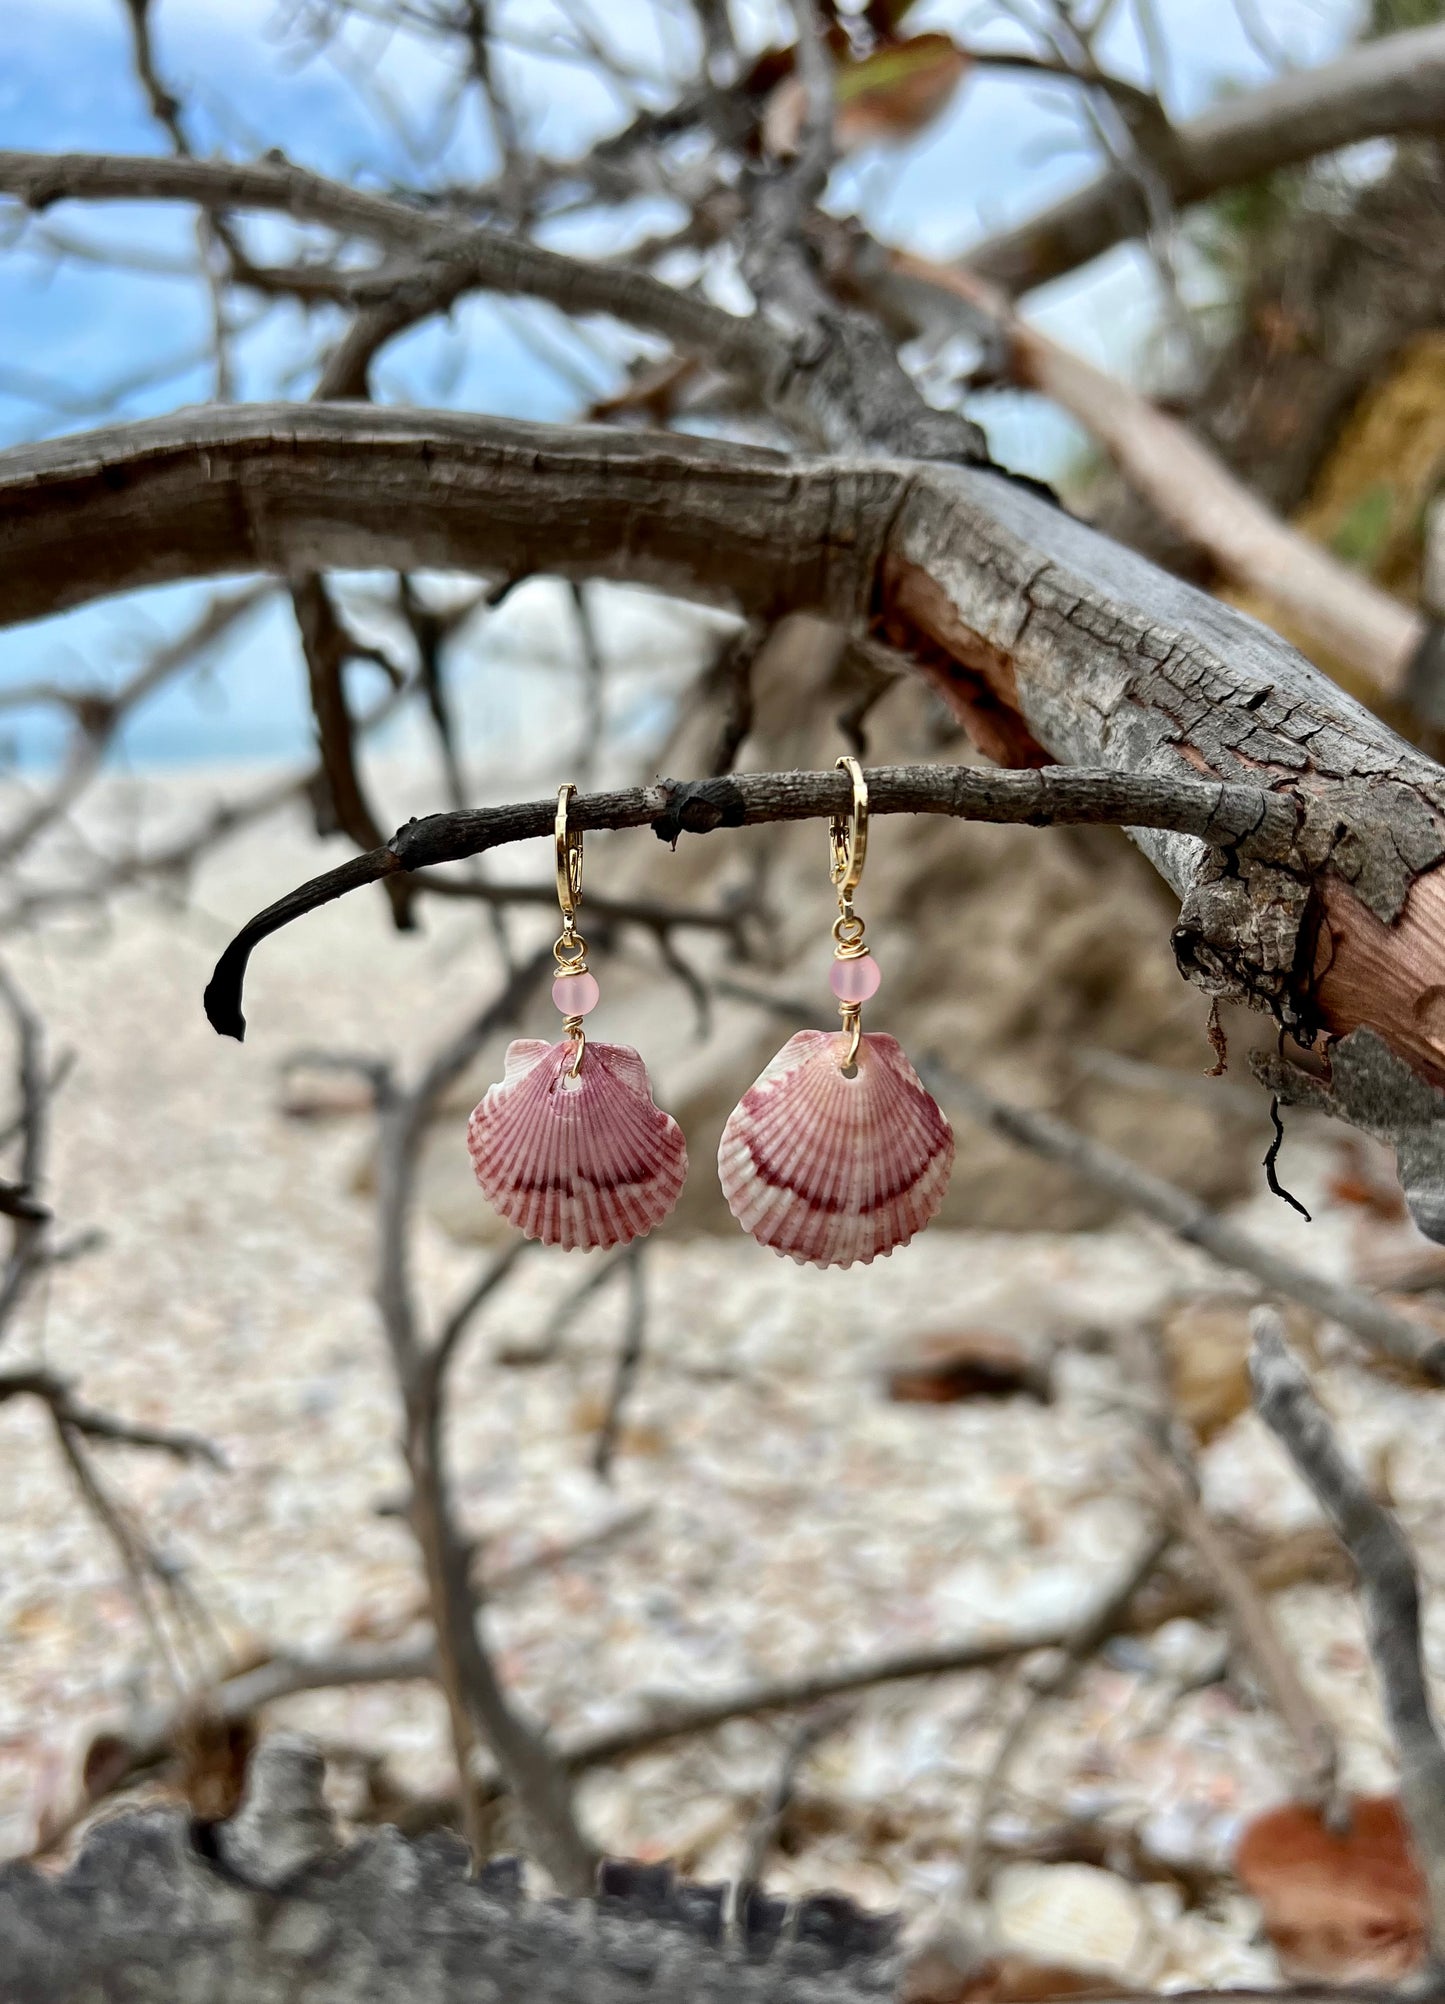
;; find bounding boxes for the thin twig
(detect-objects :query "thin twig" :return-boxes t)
[203,762,1289,1041]
[427,1240,533,1399]
[592,1242,647,1483]
[925,1061,1445,1383]
[736,1705,844,1891]
[1251,1311,1445,1967]
[1110,1319,1340,1814]
[0,960,51,1339]
[496,1244,636,1367]
[0,1367,225,1465]
[1138,1441,1339,1813]
[959,1525,1171,1898]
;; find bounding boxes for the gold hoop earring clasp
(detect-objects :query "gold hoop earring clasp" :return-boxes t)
[555,783,584,935]
[828,757,876,1070]
[553,784,590,1076]
[829,755,868,905]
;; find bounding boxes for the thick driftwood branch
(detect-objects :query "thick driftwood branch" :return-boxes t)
[887,253,1426,700]
[200,762,1288,1041]
[964,22,1445,295]
[1250,1315,1445,1966]
[0,409,846,626]
[9,407,1445,1135]
[0,1736,900,2003]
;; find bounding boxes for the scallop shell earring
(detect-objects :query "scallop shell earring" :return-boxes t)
[718,756,954,1269]
[467,785,687,1250]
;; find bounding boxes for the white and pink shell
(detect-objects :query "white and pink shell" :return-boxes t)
[718,1030,954,1269]
[468,1038,687,1251]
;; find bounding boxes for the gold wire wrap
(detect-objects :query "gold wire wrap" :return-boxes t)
[829,755,871,1070]
[554,784,589,1077]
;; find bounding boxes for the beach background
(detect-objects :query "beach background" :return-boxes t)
[5,0,1444,1987]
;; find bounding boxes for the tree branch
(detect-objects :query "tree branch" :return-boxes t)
[0,1366,224,1465]
[11,407,1445,1137]
[200,761,1289,1040]
[368,950,595,1889]
[1250,1311,1445,1968]
[926,1062,1445,1382]
[965,21,1445,295]
[0,148,774,385]
[888,250,1427,700]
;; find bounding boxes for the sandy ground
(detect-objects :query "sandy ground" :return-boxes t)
[2,773,1443,1985]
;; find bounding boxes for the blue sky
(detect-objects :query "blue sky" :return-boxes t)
[0,0,1356,769]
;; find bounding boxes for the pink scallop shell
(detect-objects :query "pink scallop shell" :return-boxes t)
[468,1039,687,1251]
[717,1030,954,1270]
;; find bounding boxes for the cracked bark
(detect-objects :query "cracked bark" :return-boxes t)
[6,407,1445,1221]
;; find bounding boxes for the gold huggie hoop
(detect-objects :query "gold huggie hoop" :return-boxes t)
[554,784,589,1076]
[830,755,869,904]
[830,756,869,1070]
[555,783,584,932]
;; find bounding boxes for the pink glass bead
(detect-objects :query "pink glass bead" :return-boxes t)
[552,971,600,1015]
[829,953,881,1003]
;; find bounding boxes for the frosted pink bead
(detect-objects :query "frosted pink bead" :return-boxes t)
[829,954,881,1003]
[552,971,600,1015]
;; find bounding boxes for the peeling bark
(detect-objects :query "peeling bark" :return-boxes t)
[882,464,1445,1088]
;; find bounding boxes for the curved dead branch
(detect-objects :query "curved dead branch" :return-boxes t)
[199,762,1288,1040]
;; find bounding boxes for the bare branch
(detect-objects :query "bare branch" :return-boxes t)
[289,573,416,928]
[591,1243,647,1483]
[0,583,270,870]
[736,1706,844,1892]
[966,21,1445,294]
[0,960,52,1338]
[1133,1429,1339,1812]
[925,1061,1445,1382]
[1250,1311,1445,1966]
[560,1543,1191,1773]
[0,147,776,396]
[0,1366,224,1466]
[94,1519,1353,1826]
[200,761,1288,1041]
[369,947,594,1889]
[889,251,1426,700]
[958,1524,1171,1899]
[426,1240,533,1401]
[11,409,1445,1131]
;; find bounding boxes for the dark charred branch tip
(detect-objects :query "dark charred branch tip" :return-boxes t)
[202,847,402,1041]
